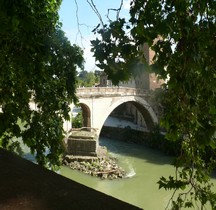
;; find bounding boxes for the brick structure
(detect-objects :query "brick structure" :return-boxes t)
[141,43,164,90]
[100,43,164,90]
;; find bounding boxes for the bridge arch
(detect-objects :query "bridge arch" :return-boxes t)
[67,102,91,130]
[64,88,159,136]
[79,103,91,128]
[96,96,158,136]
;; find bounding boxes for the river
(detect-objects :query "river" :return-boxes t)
[60,137,216,210]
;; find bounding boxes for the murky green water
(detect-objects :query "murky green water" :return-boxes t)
[60,137,216,209]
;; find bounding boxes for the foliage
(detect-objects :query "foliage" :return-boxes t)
[148,125,182,156]
[91,0,216,208]
[72,111,83,128]
[77,70,100,87]
[0,0,84,168]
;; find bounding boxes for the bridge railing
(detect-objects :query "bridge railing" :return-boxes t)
[76,87,148,98]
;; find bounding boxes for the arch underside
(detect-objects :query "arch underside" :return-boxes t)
[80,103,91,128]
[98,96,158,135]
[131,101,155,130]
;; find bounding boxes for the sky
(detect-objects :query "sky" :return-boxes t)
[58,0,130,71]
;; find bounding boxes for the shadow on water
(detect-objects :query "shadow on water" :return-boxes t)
[212,170,216,179]
[100,137,216,181]
[99,137,175,166]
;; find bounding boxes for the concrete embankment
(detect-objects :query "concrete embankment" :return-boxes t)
[100,126,150,144]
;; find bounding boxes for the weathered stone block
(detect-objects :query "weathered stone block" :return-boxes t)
[67,138,97,156]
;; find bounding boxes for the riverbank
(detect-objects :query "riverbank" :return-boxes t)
[101,125,181,156]
[63,146,126,179]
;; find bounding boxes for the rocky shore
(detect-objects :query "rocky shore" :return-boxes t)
[63,147,126,180]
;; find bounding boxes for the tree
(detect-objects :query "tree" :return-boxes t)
[91,0,216,208]
[72,111,83,128]
[0,0,84,168]
[77,70,99,87]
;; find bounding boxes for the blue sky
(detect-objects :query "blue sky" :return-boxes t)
[58,0,130,71]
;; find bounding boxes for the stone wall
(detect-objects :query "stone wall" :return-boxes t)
[67,138,97,156]
[66,130,98,156]
[100,126,150,144]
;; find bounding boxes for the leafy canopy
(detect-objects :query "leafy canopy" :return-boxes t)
[91,0,216,208]
[0,0,84,168]
[76,70,100,87]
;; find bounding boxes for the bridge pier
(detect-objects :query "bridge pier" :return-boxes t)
[65,128,99,157]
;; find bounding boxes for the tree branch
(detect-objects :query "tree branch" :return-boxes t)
[74,0,85,47]
[107,0,123,21]
[87,0,104,28]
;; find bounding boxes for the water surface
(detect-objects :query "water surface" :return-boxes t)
[60,137,182,209]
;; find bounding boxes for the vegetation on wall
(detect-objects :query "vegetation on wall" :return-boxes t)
[91,0,216,208]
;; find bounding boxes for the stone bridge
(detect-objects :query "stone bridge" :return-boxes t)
[64,87,158,136]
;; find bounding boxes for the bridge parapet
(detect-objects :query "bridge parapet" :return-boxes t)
[77,87,149,98]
